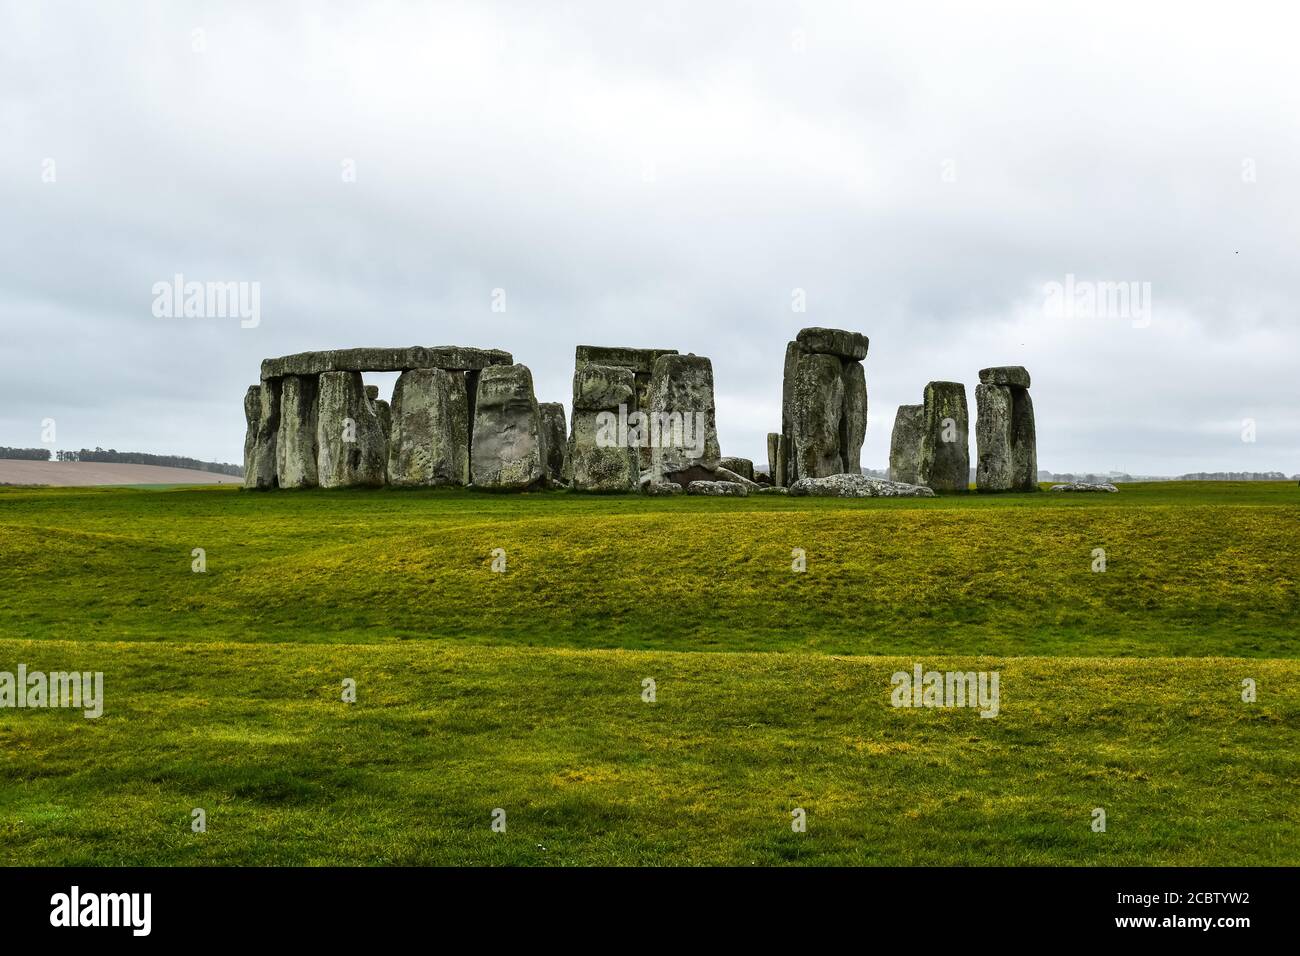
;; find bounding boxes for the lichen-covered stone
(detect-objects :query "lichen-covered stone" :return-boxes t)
[262,346,513,380]
[789,473,936,498]
[387,367,469,487]
[242,381,280,490]
[569,364,637,493]
[646,354,722,486]
[686,480,749,497]
[1050,481,1118,493]
[1010,388,1038,492]
[641,479,684,496]
[316,371,387,488]
[917,381,969,492]
[719,456,754,481]
[796,327,869,361]
[538,401,568,487]
[979,365,1031,389]
[889,404,924,485]
[839,359,867,474]
[755,485,788,495]
[975,383,1014,492]
[276,375,318,489]
[471,364,545,490]
[790,352,844,480]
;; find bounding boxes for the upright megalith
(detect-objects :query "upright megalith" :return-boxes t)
[277,375,319,489]
[242,381,281,489]
[316,371,388,488]
[387,368,469,487]
[917,381,969,492]
[573,345,678,471]
[646,353,722,487]
[889,404,924,484]
[976,366,1037,492]
[471,364,545,490]
[778,327,869,485]
[538,402,568,487]
[568,365,638,492]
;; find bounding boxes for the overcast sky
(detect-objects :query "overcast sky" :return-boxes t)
[3,1,1297,474]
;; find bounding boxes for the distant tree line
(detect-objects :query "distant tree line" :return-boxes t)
[0,446,51,461]
[50,448,243,477]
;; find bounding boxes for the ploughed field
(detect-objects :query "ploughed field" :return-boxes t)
[1,482,1297,864]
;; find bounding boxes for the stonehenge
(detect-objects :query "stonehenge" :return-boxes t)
[975,366,1038,492]
[771,327,869,487]
[242,337,1041,497]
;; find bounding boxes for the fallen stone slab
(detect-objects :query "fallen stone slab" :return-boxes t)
[641,479,684,496]
[1050,481,1118,493]
[686,480,750,497]
[979,365,1031,389]
[796,327,869,361]
[755,485,788,495]
[719,456,754,481]
[789,473,936,498]
[262,346,513,380]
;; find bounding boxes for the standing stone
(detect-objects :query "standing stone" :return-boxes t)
[1011,389,1038,491]
[976,366,1038,493]
[277,375,319,489]
[779,328,868,485]
[471,364,545,490]
[538,401,568,487]
[791,352,844,480]
[387,367,469,487]
[839,359,867,474]
[242,381,280,490]
[766,433,783,487]
[889,404,924,485]
[316,371,388,488]
[719,456,754,482]
[975,384,1014,492]
[917,381,969,492]
[569,365,638,492]
[646,354,722,487]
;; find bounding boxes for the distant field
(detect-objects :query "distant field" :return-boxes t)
[0,460,241,487]
[0,482,1295,865]
[0,482,1295,656]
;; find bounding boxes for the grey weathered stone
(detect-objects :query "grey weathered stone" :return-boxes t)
[791,352,844,480]
[574,346,678,469]
[569,365,637,493]
[975,383,1014,492]
[766,433,782,486]
[687,480,749,497]
[755,485,788,495]
[789,473,936,498]
[796,327,869,361]
[316,371,387,488]
[889,404,924,484]
[719,456,754,481]
[471,364,545,490]
[714,466,761,490]
[839,359,867,474]
[1010,389,1038,492]
[262,346,513,380]
[387,368,469,487]
[1050,481,1118,493]
[916,382,969,492]
[780,342,800,483]
[276,375,318,489]
[979,365,1031,389]
[646,354,722,487]
[538,402,568,487]
[641,479,684,496]
[242,381,280,490]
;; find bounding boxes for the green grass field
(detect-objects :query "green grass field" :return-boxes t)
[1,482,1297,864]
